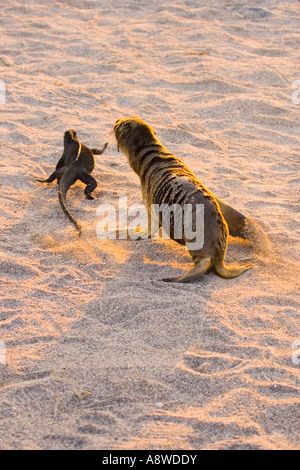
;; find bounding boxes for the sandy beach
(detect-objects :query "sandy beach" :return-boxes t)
[0,0,299,450]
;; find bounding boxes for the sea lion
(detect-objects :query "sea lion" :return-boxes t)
[113,116,253,283]
[37,130,108,234]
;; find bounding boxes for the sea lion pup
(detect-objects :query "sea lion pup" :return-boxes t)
[113,117,253,283]
[37,130,108,235]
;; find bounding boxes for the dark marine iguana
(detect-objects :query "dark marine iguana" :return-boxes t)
[37,129,108,235]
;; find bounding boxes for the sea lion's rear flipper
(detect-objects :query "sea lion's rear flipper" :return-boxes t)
[214,196,247,239]
[162,257,211,283]
[78,171,97,199]
[214,258,253,278]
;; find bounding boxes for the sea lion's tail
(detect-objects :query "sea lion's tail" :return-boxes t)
[58,174,82,235]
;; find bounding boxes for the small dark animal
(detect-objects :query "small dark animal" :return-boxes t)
[37,129,108,234]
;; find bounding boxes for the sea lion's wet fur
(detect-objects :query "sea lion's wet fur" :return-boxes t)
[114,117,253,282]
[38,130,108,234]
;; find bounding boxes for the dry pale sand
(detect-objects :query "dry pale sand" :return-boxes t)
[0,0,299,450]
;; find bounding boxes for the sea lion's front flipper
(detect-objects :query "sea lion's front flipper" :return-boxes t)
[120,227,149,240]
[102,227,150,241]
[214,196,247,239]
[108,207,159,240]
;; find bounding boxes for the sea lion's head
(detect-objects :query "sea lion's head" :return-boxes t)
[114,117,157,170]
